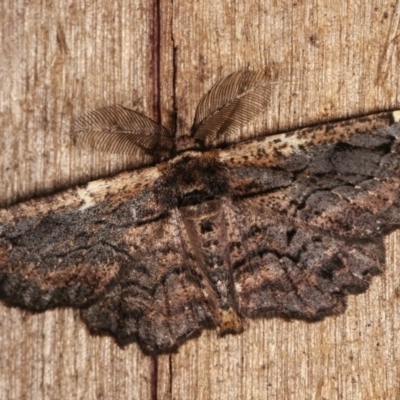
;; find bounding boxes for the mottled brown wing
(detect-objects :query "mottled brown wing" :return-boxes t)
[0,168,163,311]
[81,208,225,354]
[191,70,276,148]
[220,110,400,319]
[72,105,175,166]
[0,166,222,354]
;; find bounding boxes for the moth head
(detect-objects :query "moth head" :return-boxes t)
[175,135,205,153]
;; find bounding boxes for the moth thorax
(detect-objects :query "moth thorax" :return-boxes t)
[165,153,229,207]
[175,135,204,153]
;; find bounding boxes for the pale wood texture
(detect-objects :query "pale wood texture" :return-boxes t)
[1,1,400,399]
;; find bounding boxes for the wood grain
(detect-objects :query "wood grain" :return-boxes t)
[1,0,400,399]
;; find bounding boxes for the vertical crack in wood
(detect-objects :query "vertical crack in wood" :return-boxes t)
[151,0,161,124]
[169,355,173,397]
[170,35,178,135]
[150,355,159,400]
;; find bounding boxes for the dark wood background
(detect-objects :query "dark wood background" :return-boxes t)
[1,1,400,399]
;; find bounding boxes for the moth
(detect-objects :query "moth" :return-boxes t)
[1,70,400,354]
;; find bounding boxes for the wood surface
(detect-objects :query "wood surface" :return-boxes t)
[1,0,400,399]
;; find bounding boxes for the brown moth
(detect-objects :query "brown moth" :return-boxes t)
[1,70,400,354]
